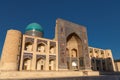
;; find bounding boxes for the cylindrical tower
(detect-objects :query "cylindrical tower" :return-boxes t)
[0,29,22,71]
[25,23,43,37]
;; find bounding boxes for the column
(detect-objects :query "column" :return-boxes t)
[56,41,58,71]
[45,41,49,70]
[31,38,37,70]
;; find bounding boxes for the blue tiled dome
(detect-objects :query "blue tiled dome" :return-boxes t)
[25,23,43,32]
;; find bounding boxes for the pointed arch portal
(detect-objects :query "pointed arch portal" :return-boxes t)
[66,33,83,70]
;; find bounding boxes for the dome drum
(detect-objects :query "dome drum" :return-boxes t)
[25,30,43,37]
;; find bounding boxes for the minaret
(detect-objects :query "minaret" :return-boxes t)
[0,29,22,71]
[25,23,43,37]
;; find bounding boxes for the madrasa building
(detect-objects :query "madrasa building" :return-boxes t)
[0,19,117,78]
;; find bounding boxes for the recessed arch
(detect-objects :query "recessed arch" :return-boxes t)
[37,42,46,52]
[25,42,33,51]
[66,33,83,70]
[50,46,55,54]
[71,48,77,58]
[36,58,46,70]
[49,59,56,70]
[23,58,32,70]
[66,33,82,57]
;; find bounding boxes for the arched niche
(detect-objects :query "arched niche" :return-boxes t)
[23,58,31,70]
[66,33,82,58]
[36,58,46,70]
[50,46,55,54]
[25,42,33,51]
[49,59,56,70]
[71,48,77,58]
[37,43,46,53]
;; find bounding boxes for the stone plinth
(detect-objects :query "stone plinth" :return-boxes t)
[0,71,99,79]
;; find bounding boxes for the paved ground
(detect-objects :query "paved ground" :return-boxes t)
[6,75,120,80]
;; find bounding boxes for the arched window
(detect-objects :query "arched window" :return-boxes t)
[25,42,33,51]
[23,58,31,70]
[37,43,46,53]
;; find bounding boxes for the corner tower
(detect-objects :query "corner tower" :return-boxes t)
[0,30,22,70]
[25,23,43,37]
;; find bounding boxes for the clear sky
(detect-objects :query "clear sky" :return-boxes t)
[0,0,120,59]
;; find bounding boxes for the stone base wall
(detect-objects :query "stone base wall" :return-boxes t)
[0,71,99,79]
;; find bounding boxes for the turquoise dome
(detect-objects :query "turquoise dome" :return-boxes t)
[25,23,43,32]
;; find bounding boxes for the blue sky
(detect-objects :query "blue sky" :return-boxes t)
[0,0,120,59]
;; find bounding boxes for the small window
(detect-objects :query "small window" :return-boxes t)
[89,48,93,53]
[90,50,93,53]
[95,50,98,53]
[101,51,104,54]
